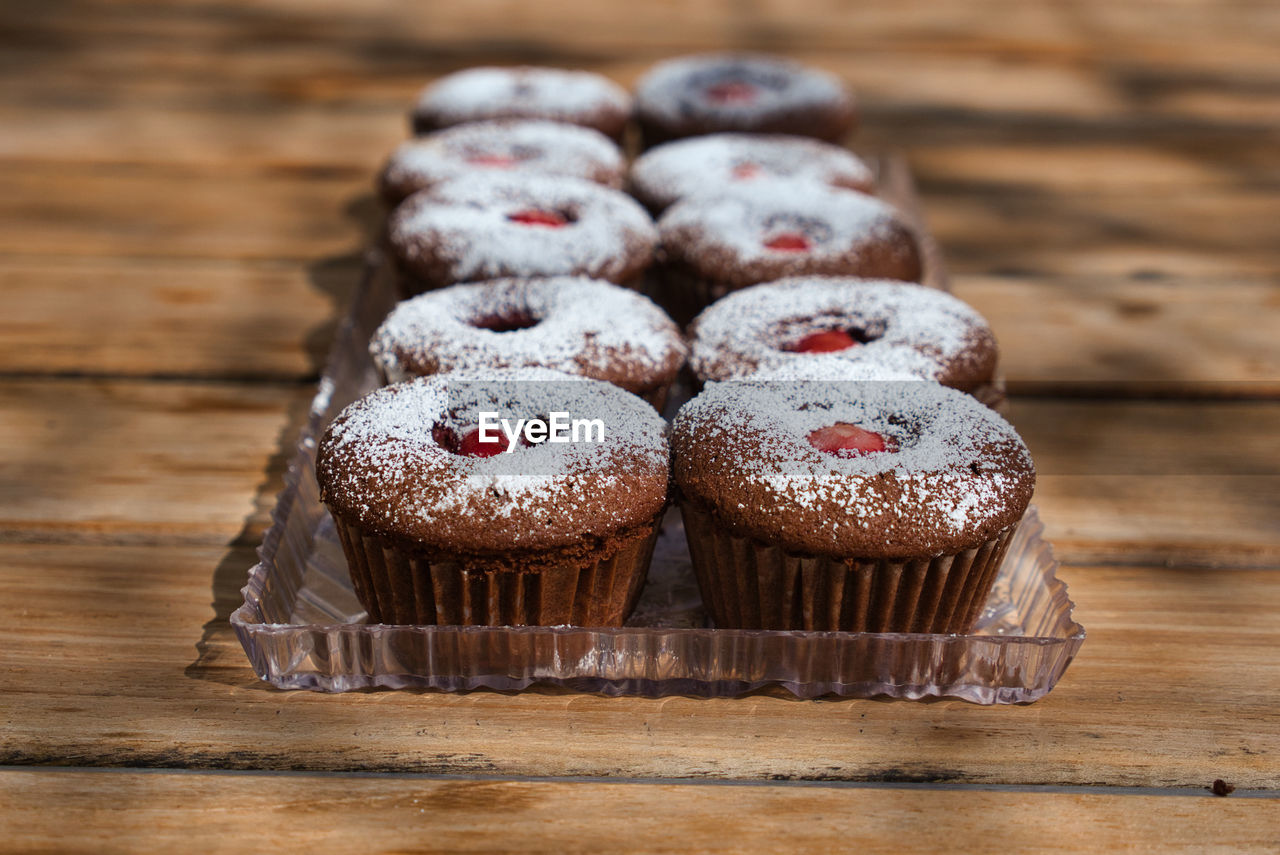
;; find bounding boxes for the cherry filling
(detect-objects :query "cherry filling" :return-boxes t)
[465,153,519,168]
[807,423,897,457]
[704,81,759,104]
[791,330,860,353]
[763,232,812,252]
[507,209,568,228]
[470,311,539,333]
[456,427,511,458]
[731,162,762,180]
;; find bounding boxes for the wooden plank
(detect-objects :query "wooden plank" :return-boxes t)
[2,380,1276,561]
[0,770,1275,854]
[0,163,369,262]
[1,542,1277,788]
[0,379,310,545]
[0,256,354,380]
[954,275,1280,397]
[4,259,1274,396]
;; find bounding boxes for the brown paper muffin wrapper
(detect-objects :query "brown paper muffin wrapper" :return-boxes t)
[330,513,661,628]
[680,499,1017,634]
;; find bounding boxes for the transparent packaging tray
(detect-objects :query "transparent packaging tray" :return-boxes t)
[231,157,1085,702]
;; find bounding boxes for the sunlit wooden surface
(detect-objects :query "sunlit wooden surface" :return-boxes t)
[1,1,1277,851]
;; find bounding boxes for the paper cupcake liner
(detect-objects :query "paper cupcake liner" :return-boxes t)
[680,499,1017,633]
[330,513,661,627]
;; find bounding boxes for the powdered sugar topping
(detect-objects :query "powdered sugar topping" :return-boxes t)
[673,379,1034,556]
[689,277,996,385]
[380,120,624,202]
[659,179,908,264]
[389,173,657,286]
[318,369,670,547]
[370,276,686,391]
[631,133,874,212]
[414,67,630,130]
[635,54,851,126]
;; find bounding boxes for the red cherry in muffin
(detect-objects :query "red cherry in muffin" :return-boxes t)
[807,423,896,456]
[507,209,568,228]
[731,162,762,180]
[792,330,859,353]
[704,81,758,104]
[466,153,519,168]
[764,232,812,252]
[457,427,511,457]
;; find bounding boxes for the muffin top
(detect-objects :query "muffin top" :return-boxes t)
[630,133,874,214]
[634,53,855,144]
[658,181,922,288]
[688,277,997,392]
[388,174,657,292]
[317,369,670,553]
[673,379,1034,558]
[379,120,624,205]
[411,66,631,140]
[370,276,687,394]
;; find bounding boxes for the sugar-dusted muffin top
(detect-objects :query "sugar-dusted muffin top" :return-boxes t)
[317,368,671,553]
[387,173,657,295]
[370,276,686,395]
[658,180,922,290]
[673,379,1034,558]
[379,120,624,205]
[630,133,874,214]
[635,53,855,146]
[412,67,631,141]
[688,277,997,392]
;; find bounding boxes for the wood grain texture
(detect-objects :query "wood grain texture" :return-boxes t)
[4,378,1274,562]
[1,543,1276,788]
[0,379,310,545]
[1,770,1276,855]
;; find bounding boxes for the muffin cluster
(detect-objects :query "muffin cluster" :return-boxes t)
[316,56,1034,633]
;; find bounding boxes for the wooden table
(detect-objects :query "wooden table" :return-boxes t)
[2,1,1277,851]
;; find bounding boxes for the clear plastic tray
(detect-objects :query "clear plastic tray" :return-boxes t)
[231,157,1085,702]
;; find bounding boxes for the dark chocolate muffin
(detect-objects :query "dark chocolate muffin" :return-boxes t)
[387,173,657,298]
[672,379,1035,633]
[370,276,687,410]
[630,133,875,215]
[656,181,922,322]
[317,369,671,627]
[411,66,631,141]
[634,53,856,147]
[379,120,625,206]
[688,277,999,398]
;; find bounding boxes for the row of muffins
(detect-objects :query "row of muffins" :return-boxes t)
[317,54,1035,635]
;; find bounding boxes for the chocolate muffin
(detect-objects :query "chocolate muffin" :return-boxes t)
[379,120,625,206]
[634,53,856,147]
[411,66,632,141]
[630,133,875,215]
[316,369,671,627]
[370,276,687,410]
[387,173,657,298]
[688,277,999,397]
[673,379,1035,633]
[656,181,922,322]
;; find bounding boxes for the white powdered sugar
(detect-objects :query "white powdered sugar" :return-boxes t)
[414,67,631,128]
[630,133,874,212]
[370,276,686,388]
[673,379,1035,555]
[659,179,905,263]
[319,369,669,545]
[635,53,851,126]
[380,120,624,201]
[388,173,658,285]
[688,277,995,383]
